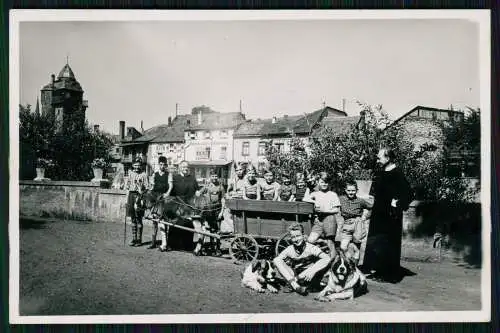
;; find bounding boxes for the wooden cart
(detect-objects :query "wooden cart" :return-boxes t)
[224,199,316,262]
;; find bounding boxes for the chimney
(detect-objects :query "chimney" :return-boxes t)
[272,116,277,124]
[198,110,202,125]
[342,98,346,114]
[359,110,366,130]
[119,121,125,140]
[94,124,99,133]
[175,103,178,117]
[51,74,55,86]
[140,120,144,133]
[168,116,172,126]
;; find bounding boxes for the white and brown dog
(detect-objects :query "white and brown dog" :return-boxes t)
[315,251,367,301]
[241,260,280,293]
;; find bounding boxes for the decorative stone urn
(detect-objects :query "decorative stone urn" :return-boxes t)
[34,168,50,181]
[92,167,104,181]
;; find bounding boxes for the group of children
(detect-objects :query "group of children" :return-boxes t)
[121,157,372,262]
[227,163,372,262]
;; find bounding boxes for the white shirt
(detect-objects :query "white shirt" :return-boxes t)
[276,242,324,266]
[307,190,340,213]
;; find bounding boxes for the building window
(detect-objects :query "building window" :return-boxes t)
[204,131,210,139]
[169,144,175,153]
[274,143,284,153]
[190,131,196,140]
[55,107,63,133]
[220,130,228,138]
[196,147,211,160]
[220,146,227,159]
[258,142,267,156]
[242,142,250,156]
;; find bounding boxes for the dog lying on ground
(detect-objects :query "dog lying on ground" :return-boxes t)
[314,251,367,301]
[241,260,281,293]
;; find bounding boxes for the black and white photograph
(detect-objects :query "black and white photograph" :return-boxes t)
[9,10,491,323]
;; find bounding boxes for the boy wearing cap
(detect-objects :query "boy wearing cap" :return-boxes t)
[124,157,149,247]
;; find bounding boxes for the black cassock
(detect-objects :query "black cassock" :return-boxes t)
[364,167,412,276]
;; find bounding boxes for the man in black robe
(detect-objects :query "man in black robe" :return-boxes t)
[362,147,413,283]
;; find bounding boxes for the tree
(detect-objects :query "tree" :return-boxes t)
[306,103,399,192]
[265,135,310,180]
[442,107,481,177]
[19,104,114,181]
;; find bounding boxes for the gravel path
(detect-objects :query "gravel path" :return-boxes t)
[19,218,481,315]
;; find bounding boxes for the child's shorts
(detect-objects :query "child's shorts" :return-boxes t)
[311,213,337,238]
[127,191,145,218]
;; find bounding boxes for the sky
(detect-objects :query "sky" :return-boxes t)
[19,18,480,134]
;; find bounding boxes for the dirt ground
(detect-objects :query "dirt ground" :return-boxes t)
[18,218,482,315]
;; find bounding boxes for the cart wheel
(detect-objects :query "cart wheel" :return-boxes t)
[229,235,259,262]
[275,233,295,257]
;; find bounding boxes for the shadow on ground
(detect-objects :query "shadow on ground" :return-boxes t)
[409,202,481,268]
[20,218,48,230]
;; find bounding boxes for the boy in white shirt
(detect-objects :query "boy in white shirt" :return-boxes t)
[305,171,341,258]
[273,223,331,295]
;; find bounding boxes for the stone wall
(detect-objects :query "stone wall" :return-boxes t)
[20,180,127,223]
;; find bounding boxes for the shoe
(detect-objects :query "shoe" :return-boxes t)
[158,247,169,252]
[129,240,137,247]
[147,242,157,249]
[294,286,309,296]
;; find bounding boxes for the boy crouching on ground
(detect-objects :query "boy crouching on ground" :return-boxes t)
[273,223,331,296]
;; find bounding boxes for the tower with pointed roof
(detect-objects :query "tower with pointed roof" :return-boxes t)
[40,61,88,134]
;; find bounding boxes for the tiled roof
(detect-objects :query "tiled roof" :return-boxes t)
[58,64,76,80]
[292,108,326,134]
[314,116,361,136]
[234,117,300,138]
[151,115,193,143]
[134,125,170,142]
[42,64,83,92]
[188,112,246,131]
[234,106,347,138]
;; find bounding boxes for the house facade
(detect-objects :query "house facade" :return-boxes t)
[147,115,191,172]
[183,109,246,185]
[233,106,360,172]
